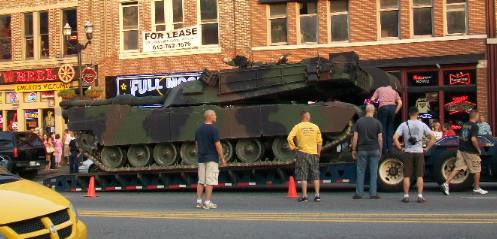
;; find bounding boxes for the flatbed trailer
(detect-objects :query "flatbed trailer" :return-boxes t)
[43,162,357,192]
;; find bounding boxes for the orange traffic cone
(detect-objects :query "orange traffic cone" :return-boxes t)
[287,176,298,199]
[85,176,97,198]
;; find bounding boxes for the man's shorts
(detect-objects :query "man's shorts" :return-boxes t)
[295,151,320,181]
[454,150,481,173]
[198,162,219,186]
[403,152,425,178]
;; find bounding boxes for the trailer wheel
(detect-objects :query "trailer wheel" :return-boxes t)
[433,151,472,191]
[378,156,404,192]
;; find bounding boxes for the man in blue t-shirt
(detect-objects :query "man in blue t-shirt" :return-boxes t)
[194,110,226,210]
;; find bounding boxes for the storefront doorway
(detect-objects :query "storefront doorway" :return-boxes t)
[42,109,55,135]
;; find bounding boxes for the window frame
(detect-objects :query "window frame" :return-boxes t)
[39,11,49,58]
[0,15,12,61]
[267,3,288,45]
[197,0,220,46]
[120,1,140,52]
[23,12,35,59]
[411,0,433,37]
[378,0,400,40]
[445,0,468,35]
[298,1,318,44]
[328,0,350,42]
[61,8,78,56]
[152,0,184,32]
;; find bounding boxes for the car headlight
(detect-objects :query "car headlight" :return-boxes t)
[69,203,79,221]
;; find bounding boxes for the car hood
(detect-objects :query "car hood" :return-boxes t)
[0,179,69,224]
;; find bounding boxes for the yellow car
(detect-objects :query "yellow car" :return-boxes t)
[0,167,87,239]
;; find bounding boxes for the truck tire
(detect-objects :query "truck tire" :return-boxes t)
[433,151,472,191]
[378,155,404,192]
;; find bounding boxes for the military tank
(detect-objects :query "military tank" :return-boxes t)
[61,52,399,172]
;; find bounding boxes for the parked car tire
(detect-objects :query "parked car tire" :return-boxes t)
[378,154,404,192]
[433,151,473,191]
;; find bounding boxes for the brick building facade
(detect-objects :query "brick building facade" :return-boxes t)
[0,0,494,135]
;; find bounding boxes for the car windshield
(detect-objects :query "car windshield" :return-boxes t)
[0,167,19,184]
[16,133,44,148]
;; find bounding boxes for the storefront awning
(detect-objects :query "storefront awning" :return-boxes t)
[360,54,484,68]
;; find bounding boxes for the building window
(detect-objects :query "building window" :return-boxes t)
[121,2,139,51]
[24,13,34,59]
[446,0,467,34]
[154,0,183,31]
[379,0,399,38]
[412,0,432,36]
[0,15,11,60]
[329,0,349,41]
[63,9,78,55]
[40,11,49,57]
[200,0,218,45]
[269,3,287,44]
[299,1,317,43]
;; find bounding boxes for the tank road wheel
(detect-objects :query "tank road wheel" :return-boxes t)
[378,157,404,192]
[272,137,294,162]
[235,139,265,163]
[180,142,197,165]
[127,145,152,167]
[221,140,234,162]
[153,143,178,166]
[101,147,124,169]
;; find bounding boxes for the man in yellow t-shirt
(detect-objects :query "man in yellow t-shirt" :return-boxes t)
[287,111,323,202]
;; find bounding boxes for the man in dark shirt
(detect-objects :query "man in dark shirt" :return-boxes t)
[68,137,79,174]
[351,104,383,199]
[442,110,488,195]
[195,110,226,209]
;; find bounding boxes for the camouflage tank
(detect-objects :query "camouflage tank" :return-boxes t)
[61,52,399,172]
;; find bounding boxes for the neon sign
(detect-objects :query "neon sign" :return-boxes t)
[449,72,471,85]
[444,95,476,115]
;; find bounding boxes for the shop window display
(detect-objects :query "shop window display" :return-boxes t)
[5,92,18,104]
[0,112,3,131]
[24,92,37,103]
[408,91,439,126]
[6,110,18,131]
[24,109,38,131]
[444,93,476,132]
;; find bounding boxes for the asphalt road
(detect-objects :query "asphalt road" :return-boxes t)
[63,184,497,239]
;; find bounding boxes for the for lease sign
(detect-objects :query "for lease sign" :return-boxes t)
[143,26,200,53]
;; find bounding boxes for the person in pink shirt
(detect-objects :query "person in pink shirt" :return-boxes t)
[54,134,63,168]
[370,85,402,153]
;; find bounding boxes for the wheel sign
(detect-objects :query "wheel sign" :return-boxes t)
[58,64,75,83]
[81,66,97,85]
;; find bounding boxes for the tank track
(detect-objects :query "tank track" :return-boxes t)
[86,149,294,173]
